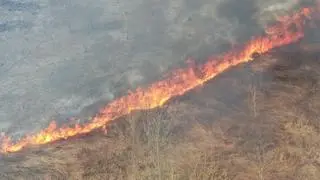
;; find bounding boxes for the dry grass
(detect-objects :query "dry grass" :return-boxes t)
[1,50,320,180]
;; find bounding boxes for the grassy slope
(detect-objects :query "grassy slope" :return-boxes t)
[0,48,319,180]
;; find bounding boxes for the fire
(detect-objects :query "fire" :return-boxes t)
[0,7,313,153]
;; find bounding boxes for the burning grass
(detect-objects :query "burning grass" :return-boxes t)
[0,7,314,153]
[0,49,320,180]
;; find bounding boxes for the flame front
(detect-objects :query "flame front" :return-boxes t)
[0,8,313,153]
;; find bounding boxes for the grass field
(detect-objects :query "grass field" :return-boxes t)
[1,47,319,180]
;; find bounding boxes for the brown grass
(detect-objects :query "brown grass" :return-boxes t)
[1,50,320,180]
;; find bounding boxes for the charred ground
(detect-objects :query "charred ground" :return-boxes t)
[0,45,319,180]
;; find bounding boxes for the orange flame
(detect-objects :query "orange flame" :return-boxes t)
[0,7,313,153]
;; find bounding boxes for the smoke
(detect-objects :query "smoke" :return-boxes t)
[0,0,309,139]
[217,0,260,42]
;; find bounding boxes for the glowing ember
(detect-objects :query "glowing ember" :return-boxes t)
[0,7,313,153]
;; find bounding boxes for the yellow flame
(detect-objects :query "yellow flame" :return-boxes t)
[0,7,313,153]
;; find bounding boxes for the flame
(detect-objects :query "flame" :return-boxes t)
[0,7,313,153]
